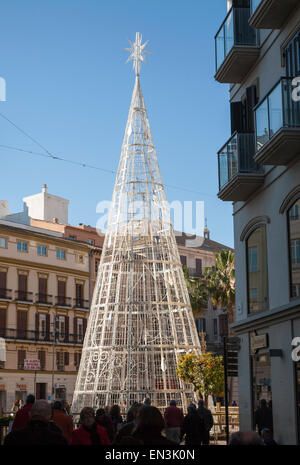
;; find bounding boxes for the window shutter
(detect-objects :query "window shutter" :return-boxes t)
[83,319,87,338]
[56,351,60,367]
[17,311,27,338]
[58,281,66,297]
[38,278,47,298]
[74,317,78,342]
[230,101,244,134]
[245,86,257,133]
[18,274,27,300]
[35,313,39,333]
[0,309,6,337]
[74,352,77,366]
[18,350,26,369]
[64,352,69,366]
[46,314,50,340]
[38,350,46,370]
[65,316,69,342]
[0,271,6,291]
[180,255,187,266]
[76,284,83,301]
[196,258,202,275]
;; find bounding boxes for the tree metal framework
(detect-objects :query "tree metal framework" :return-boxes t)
[71,33,202,413]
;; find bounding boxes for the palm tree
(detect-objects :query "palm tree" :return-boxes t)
[183,266,209,317]
[204,250,235,323]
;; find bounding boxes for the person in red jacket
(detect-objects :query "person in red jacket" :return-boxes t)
[70,407,111,445]
[11,394,35,431]
[164,400,184,444]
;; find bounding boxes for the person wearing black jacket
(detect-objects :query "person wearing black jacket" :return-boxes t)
[4,400,68,446]
[181,403,206,446]
[254,399,273,435]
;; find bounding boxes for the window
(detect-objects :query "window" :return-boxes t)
[18,350,26,370]
[76,255,84,264]
[74,352,81,370]
[58,316,65,341]
[69,235,77,240]
[56,352,64,370]
[285,30,300,78]
[195,258,202,276]
[195,318,206,333]
[180,256,187,266]
[248,246,258,272]
[0,238,7,248]
[75,283,84,307]
[247,226,269,314]
[95,259,100,274]
[213,318,218,338]
[39,314,46,339]
[77,318,83,342]
[288,199,300,298]
[88,239,95,245]
[37,245,47,256]
[290,205,299,221]
[0,272,7,299]
[17,241,28,252]
[38,350,46,370]
[56,249,66,260]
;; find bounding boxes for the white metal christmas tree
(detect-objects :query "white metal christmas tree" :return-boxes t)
[72,33,202,412]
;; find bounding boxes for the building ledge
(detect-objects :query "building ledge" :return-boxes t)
[214,46,260,84]
[249,0,299,30]
[254,128,300,166]
[218,173,265,201]
[231,298,300,334]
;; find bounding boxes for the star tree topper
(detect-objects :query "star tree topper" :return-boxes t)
[125,32,151,76]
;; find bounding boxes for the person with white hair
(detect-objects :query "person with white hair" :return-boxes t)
[4,400,68,445]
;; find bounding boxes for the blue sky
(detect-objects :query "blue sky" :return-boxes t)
[0,0,233,247]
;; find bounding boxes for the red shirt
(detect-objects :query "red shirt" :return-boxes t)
[70,424,111,445]
[164,406,184,428]
[12,403,33,431]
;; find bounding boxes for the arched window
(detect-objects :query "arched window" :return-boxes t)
[288,198,300,298]
[246,226,269,314]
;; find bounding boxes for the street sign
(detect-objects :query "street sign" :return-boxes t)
[24,359,41,371]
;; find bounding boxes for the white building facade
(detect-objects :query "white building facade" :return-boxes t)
[215,0,300,444]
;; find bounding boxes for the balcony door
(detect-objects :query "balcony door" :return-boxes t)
[76,283,84,307]
[0,271,7,298]
[57,280,66,306]
[17,311,27,339]
[18,274,27,301]
[38,277,48,303]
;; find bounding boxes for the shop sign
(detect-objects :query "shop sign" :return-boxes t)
[24,359,41,371]
[251,333,268,353]
[16,384,27,391]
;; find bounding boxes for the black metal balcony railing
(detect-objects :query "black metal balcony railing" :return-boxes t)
[188,268,202,278]
[15,290,33,302]
[35,293,53,305]
[255,78,300,151]
[215,6,259,73]
[218,132,262,191]
[0,328,84,345]
[55,296,72,307]
[74,298,90,309]
[0,288,12,300]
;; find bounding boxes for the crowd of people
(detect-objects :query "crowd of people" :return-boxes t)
[2,394,277,446]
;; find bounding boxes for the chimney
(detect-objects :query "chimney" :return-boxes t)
[42,184,47,193]
[52,217,59,224]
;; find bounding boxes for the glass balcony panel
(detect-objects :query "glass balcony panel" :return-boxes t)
[269,82,283,138]
[255,78,300,150]
[255,99,269,151]
[215,7,259,73]
[219,150,229,189]
[250,0,261,16]
[216,26,225,70]
[225,10,234,56]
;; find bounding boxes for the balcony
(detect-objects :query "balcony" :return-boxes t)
[73,298,90,310]
[0,328,84,344]
[35,293,53,306]
[0,288,12,301]
[254,78,300,165]
[55,296,72,308]
[218,132,264,201]
[249,0,299,30]
[15,290,33,303]
[215,6,260,83]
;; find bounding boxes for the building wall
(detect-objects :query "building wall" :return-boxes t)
[0,224,91,412]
